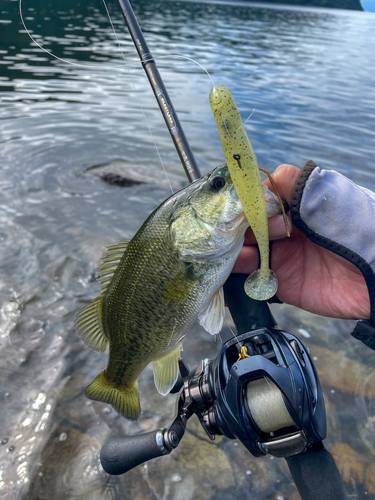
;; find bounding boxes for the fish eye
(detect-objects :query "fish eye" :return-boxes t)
[210,175,226,191]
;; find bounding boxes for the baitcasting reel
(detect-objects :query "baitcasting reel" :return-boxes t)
[101,325,325,472]
[100,275,348,500]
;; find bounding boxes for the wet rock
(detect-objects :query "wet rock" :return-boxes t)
[85,160,184,190]
[0,293,22,339]
[26,427,110,500]
[322,391,342,443]
[359,415,375,457]
[172,421,235,491]
[145,462,215,500]
[365,463,375,494]
[304,344,375,399]
[330,443,365,484]
[100,172,145,187]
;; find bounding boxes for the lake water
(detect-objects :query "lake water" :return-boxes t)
[1,1,375,499]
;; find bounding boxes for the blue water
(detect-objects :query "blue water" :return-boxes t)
[0,1,375,499]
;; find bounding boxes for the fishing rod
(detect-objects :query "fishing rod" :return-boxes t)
[100,2,349,499]
[116,0,200,182]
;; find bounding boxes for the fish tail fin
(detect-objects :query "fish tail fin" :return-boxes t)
[244,269,278,301]
[85,371,140,421]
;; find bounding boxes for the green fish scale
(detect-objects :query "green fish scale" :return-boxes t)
[102,193,217,388]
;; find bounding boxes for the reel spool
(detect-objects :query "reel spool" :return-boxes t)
[246,377,295,434]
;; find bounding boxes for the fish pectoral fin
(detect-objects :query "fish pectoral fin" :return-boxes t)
[74,296,108,353]
[161,266,196,304]
[85,371,140,421]
[153,343,183,396]
[198,287,225,335]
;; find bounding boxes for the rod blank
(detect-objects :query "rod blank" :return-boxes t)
[116,0,201,183]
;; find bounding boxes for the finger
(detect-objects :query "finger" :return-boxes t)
[232,245,259,274]
[244,214,292,245]
[264,164,300,204]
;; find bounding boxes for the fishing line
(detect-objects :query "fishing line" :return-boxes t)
[19,0,217,194]
[146,54,216,88]
[19,0,175,193]
[101,0,174,194]
[19,0,116,71]
[224,317,243,351]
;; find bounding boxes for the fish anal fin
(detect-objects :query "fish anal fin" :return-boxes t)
[198,287,225,335]
[153,343,183,396]
[85,371,140,421]
[75,296,108,353]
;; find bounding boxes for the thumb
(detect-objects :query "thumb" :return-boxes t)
[264,164,300,205]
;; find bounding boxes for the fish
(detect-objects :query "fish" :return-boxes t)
[209,84,278,301]
[75,164,250,420]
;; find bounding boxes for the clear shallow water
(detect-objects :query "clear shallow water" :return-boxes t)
[0,0,375,498]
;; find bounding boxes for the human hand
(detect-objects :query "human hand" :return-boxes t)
[233,164,370,320]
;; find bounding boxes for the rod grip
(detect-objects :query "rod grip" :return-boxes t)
[100,429,170,475]
[285,444,348,500]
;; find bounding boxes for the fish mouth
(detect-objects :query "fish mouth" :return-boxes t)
[194,182,246,231]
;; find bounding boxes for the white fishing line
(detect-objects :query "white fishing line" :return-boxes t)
[19,0,216,194]
[101,0,174,194]
[242,107,256,128]
[224,317,243,351]
[149,54,216,88]
[19,0,115,71]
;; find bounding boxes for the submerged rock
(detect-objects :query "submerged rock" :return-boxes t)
[331,443,365,484]
[365,464,375,494]
[85,160,185,190]
[304,344,375,399]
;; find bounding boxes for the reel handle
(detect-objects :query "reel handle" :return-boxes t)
[100,429,171,475]
[286,443,349,500]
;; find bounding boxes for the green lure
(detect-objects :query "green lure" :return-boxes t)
[209,84,278,301]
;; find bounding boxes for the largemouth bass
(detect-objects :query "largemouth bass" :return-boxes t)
[75,164,250,420]
[210,84,278,301]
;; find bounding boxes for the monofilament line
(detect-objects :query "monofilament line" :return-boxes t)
[224,318,243,351]
[20,0,215,192]
[147,54,216,88]
[101,0,174,194]
[19,0,116,71]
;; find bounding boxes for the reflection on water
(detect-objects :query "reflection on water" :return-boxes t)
[0,0,375,498]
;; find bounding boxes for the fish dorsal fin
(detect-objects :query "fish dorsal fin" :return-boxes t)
[97,241,129,294]
[75,241,129,353]
[153,343,183,396]
[198,287,225,335]
[75,296,108,353]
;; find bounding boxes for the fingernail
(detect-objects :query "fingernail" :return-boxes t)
[269,215,292,239]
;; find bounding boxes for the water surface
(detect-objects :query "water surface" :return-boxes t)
[0,1,375,498]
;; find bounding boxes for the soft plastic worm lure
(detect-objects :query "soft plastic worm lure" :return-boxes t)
[210,84,289,301]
